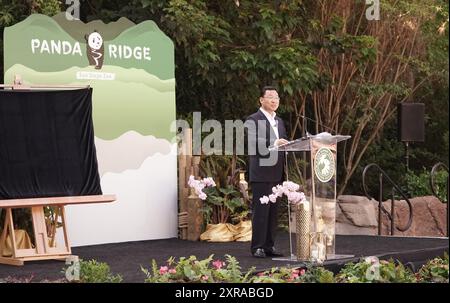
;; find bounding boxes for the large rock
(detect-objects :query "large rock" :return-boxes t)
[336,195,377,235]
[376,196,447,237]
[338,195,378,227]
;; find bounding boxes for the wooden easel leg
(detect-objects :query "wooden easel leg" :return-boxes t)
[49,207,59,248]
[0,209,10,255]
[7,209,18,258]
[0,209,25,265]
[31,206,50,255]
[60,206,71,254]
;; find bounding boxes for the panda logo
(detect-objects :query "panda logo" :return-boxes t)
[85,31,104,69]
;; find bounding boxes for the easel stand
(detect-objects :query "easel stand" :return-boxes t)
[0,195,115,266]
[0,75,113,266]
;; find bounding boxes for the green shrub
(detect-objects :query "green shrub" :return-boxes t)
[335,257,416,283]
[297,265,335,283]
[63,259,123,283]
[249,267,302,283]
[405,169,448,202]
[417,253,449,283]
[142,254,254,283]
[249,265,334,283]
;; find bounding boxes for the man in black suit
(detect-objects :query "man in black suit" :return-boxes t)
[245,86,288,258]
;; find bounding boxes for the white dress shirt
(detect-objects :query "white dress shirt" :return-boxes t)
[259,107,279,139]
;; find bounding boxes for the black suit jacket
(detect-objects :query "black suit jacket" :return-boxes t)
[246,109,287,183]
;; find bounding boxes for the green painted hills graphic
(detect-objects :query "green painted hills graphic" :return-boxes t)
[53,12,135,42]
[5,64,176,141]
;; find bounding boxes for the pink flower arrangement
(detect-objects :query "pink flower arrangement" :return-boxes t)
[212,260,225,270]
[260,181,307,205]
[168,268,177,274]
[188,175,216,200]
[160,266,176,275]
[159,266,169,275]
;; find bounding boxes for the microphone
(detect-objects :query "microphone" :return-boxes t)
[298,114,337,135]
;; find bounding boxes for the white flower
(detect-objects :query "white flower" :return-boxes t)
[283,181,300,192]
[269,194,278,203]
[188,175,196,187]
[260,196,269,204]
[187,175,216,200]
[202,177,216,187]
[272,185,284,197]
[287,191,301,204]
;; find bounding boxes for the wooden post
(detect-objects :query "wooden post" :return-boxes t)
[178,128,193,239]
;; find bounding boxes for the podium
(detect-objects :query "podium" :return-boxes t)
[269,132,354,262]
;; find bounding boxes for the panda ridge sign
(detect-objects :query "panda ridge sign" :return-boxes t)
[30,36,151,63]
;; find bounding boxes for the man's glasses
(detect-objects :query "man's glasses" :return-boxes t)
[264,96,280,100]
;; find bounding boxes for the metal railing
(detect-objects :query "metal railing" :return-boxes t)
[362,163,413,235]
[430,162,449,237]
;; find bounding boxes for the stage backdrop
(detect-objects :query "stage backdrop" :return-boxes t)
[3,14,177,246]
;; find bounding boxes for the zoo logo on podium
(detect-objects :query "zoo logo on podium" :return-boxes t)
[314,147,335,183]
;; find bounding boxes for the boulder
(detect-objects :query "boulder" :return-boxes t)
[336,197,377,235]
[337,195,378,227]
[376,196,447,237]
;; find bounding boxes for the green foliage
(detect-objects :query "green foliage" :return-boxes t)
[142,254,254,283]
[63,259,123,283]
[202,184,248,225]
[405,169,448,202]
[297,264,335,283]
[249,267,301,283]
[33,0,61,16]
[417,253,449,283]
[199,155,249,224]
[335,258,416,283]
[249,264,335,283]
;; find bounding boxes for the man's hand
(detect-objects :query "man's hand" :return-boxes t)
[274,138,289,146]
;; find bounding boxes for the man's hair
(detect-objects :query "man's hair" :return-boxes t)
[260,85,278,98]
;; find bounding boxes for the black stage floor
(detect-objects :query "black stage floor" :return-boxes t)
[0,234,448,282]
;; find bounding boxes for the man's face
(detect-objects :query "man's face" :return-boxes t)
[260,90,280,113]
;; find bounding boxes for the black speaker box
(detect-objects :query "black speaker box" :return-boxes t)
[397,103,425,142]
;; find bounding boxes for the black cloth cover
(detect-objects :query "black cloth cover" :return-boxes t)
[0,88,102,199]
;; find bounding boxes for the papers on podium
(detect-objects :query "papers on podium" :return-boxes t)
[269,132,351,152]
